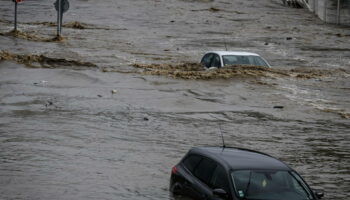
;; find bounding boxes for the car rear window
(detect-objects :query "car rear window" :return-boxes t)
[183,155,202,173]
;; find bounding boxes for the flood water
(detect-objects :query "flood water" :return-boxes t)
[0,0,349,200]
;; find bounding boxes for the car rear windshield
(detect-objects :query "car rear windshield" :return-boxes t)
[222,55,269,67]
[231,170,314,200]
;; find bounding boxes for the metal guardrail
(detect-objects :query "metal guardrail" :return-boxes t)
[282,0,350,26]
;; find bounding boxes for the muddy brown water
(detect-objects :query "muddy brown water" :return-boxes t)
[0,0,349,200]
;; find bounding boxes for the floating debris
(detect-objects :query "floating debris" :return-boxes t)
[0,29,64,42]
[0,21,91,42]
[111,89,118,94]
[0,21,87,29]
[51,35,65,42]
[322,108,350,119]
[208,7,221,12]
[290,68,347,79]
[0,51,97,69]
[133,63,287,80]
[34,21,86,29]
[0,30,43,41]
[45,100,54,107]
[131,62,349,80]
[33,80,48,86]
[63,21,86,29]
[192,7,222,12]
[340,112,350,119]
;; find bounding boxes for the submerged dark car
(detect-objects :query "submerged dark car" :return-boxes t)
[170,147,324,200]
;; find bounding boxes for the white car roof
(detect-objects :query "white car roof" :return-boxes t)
[205,51,260,56]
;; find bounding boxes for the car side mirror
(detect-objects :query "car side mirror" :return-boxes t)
[213,188,228,199]
[313,189,324,199]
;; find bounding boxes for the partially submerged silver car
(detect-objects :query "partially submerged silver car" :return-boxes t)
[200,51,271,68]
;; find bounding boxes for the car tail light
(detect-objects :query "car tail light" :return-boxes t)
[171,166,177,174]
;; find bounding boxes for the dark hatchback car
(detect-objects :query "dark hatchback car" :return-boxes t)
[170,147,324,200]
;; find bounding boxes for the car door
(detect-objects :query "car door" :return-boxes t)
[209,165,232,200]
[180,154,204,199]
[190,157,218,200]
[210,54,221,68]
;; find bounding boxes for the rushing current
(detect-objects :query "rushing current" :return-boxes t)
[0,0,349,199]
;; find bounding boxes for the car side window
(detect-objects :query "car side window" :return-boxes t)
[193,157,217,186]
[210,165,230,192]
[183,155,202,173]
[211,54,221,68]
[252,56,269,67]
[201,53,213,68]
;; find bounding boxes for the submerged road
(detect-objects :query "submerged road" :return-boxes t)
[0,0,349,199]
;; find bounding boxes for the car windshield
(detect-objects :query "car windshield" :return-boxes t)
[222,55,269,67]
[231,170,314,200]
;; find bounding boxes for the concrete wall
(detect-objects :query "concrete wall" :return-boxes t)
[304,0,350,25]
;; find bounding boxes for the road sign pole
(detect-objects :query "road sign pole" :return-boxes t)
[337,0,341,25]
[59,0,62,35]
[60,10,63,34]
[57,0,61,36]
[54,0,69,37]
[14,1,17,31]
[56,0,59,36]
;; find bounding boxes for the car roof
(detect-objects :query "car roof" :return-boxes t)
[188,147,290,171]
[205,51,260,57]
